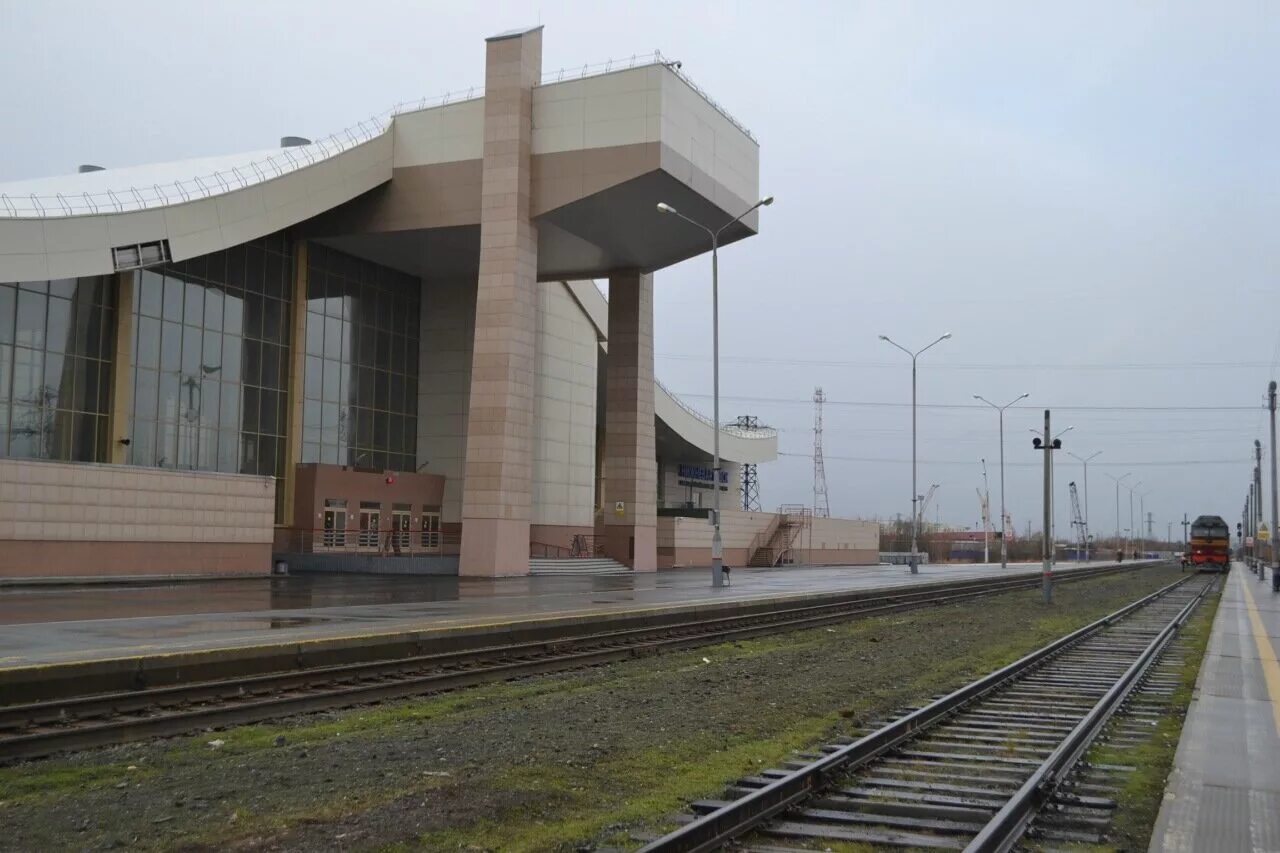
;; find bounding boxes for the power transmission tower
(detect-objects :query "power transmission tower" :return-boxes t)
[813,388,830,517]
[736,415,762,512]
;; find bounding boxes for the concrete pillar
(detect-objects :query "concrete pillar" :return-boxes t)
[602,270,657,571]
[459,26,543,577]
[282,240,309,532]
[107,271,136,464]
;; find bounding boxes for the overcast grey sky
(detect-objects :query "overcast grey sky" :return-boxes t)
[1,1,1276,541]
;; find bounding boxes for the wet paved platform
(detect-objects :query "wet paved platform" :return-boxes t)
[0,560,1123,670]
[1150,564,1280,852]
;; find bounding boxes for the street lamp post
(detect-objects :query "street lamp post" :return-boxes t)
[1068,451,1102,561]
[974,393,1029,569]
[1137,487,1150,559]
[880,333,952,574]
[656,196,774,588]
[1128,480,1143,557]
[1106,472,1132,557]
[1030,425,1073,564]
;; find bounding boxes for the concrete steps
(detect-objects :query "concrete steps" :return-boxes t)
[529,557,632,576]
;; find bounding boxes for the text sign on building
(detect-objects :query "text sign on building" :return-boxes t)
[677,463,729,492]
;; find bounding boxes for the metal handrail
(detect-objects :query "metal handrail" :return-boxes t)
[281,526,458,557]
[1,47,755,220]
[656,376,777,440]
[537,50,756,143]
[0,85,488,220]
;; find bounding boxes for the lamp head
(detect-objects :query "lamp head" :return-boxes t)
[941,332,953,340]
[656,202,676,214]
[759,195,775,206]
[878,335,889,341]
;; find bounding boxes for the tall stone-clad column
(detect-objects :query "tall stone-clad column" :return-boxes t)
[459,26,543,576]
[282,241,309,534]
[603,270,657,572]
[107,271,136,465]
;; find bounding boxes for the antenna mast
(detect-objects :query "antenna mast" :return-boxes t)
[736,415,762,512]
[813,387,830,517]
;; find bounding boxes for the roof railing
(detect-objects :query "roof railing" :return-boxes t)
[655,376,777,441]
[0,47,753,219]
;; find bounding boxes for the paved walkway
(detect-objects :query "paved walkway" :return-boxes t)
[0,560,1121,670]
[1150,564,1280,852]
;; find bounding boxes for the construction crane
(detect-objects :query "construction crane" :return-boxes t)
[1069,480,1086,561]
[918,484,940,529]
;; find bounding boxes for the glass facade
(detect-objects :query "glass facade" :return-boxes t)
[127,235,292,512]
[0,233,423,527]
[0,278,115,462]
[302,243,419,472]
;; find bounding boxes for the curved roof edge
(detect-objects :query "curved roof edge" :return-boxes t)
[561,279,778,465]
[0,133,394,282]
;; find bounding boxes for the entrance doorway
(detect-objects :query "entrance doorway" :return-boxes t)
[322,499,347,549]
[391,504,412,553]
[420,507,441,553]
[358,502,381,550]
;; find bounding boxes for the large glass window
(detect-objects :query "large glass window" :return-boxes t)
[0,278,114,462]
[127,235,291,512]
[302,244,418,472]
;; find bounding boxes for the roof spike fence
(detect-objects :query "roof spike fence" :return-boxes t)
[0,49,751,219]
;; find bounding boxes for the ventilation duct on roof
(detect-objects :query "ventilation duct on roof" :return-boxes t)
[280,136,311,148]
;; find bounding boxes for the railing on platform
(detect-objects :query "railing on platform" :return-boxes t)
[279,527,460,557]
[530,535,606,560]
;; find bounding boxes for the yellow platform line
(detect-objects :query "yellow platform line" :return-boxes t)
[1240,573,1280,738]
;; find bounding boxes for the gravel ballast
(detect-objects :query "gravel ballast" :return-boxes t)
[0,563,1187,851]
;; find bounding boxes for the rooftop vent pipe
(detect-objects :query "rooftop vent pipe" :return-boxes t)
[279,136,311,148]
[78,164,105,173]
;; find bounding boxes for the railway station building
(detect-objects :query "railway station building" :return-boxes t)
[0,27,877,579]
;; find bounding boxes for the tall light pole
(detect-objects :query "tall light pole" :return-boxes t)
[1128,480,1143,556]
[974,393,1029,568]
[1068,451,1102,561]
[1031,425,1073,564]
[657,196,774,588]
[980,458,990,564]
[1032,410,1061,603]
[1106,472,1132,556]
[1137,486,1151,559]
[1270,382,1279,587]
[881,333,953,574]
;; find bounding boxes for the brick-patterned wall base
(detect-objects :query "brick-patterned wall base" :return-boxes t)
[0,541,272,578]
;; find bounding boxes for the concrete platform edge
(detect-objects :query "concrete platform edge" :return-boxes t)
[0,561,1159,705]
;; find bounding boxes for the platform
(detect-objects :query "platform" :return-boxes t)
[1150,564,1280,852]
[0,560,1136,673]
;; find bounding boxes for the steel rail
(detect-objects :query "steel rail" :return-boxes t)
[964,577,1211,852]
[639,573,1197,853]
[0,562,1146,763]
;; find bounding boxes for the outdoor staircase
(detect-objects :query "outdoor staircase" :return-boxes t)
[529,557,632,576]
[747,505,812,567]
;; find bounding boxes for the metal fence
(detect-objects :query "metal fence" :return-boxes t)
[1,49,754,220]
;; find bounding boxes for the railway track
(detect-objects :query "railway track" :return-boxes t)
[0,562,1150,764]
[642,572,1215,852]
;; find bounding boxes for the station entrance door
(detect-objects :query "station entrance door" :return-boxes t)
[420,507,441,553]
